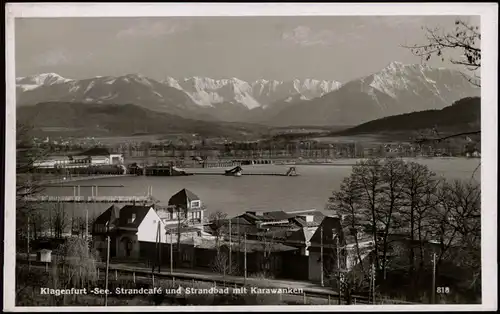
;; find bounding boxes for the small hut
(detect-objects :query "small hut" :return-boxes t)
[36,249,52,263]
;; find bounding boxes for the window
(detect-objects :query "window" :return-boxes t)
[182,250,190,262]
[191,201,200,208]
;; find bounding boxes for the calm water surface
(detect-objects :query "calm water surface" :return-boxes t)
[43,158,481,219]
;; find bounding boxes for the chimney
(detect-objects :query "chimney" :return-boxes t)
[298,215,314,223]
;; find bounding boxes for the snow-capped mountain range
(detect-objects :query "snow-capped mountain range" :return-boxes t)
[16,62,480,126]
[163,76,341,109]
[16,73,342,112]
[264,61,481,126]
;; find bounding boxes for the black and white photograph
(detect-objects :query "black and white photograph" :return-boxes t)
[4,3,497,311]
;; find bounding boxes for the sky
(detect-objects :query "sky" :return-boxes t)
[15,15,480,83]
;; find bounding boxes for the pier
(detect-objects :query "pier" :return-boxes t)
[24,195,155,203]
[131,164,299,177]
[187,166,299,177]
[24,186,156,204]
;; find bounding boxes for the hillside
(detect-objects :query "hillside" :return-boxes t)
[16,102,268,139]
[335,97,480,136]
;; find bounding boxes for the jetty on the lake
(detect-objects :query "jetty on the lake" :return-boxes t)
[24,195,155,203]
[191,166,299,177]
[134,164,299,177]
[24,186,156,204]
[129,164,190,176]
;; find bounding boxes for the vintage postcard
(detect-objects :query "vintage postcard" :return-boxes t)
[4,2,498,312]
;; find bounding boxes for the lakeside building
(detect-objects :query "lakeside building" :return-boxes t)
[156,189,206,227]
[33,147,124,168]
[207,209,324,258]
[92,205,167,259]
[87,197,448,283]
[33,155,72,168]
[77,147,124,165]
[138,233,300,277]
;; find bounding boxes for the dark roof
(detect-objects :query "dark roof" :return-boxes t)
[287,210,325,226]
[116,206,151,229]
[263,211,289,221]
[78,147,111,156]
[242,212,261,222]
[93,205,152,231]
[290,217,307,228]
[94,205,120,226]
[168,189,200,207]
[195,238,298,253]
[309,216,342,246]
[230,215,253,225]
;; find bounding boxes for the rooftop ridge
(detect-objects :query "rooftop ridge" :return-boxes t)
[285,209,317,214]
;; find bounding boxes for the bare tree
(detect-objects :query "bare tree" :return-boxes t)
[399,162,439,287]
[436,180,481,266]
[72,216,88,238]
[257,230,278,278]
[403,18,481,87]
[328,157,482,302]
[327,158,407,282]
[52,237,99,304]
[378,158,407,279]
[50,203,69,239]
[28,207,49,240]
[208,211,228,253]
[16,123,48,245]
[328,176,369,278]
[211,248,239,276]
[349,158,386,272]
[167,205,190,265]
[404,20,482,178]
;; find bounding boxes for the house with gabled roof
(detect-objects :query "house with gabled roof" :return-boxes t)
[92,204,167,259]
[156,189,206,226]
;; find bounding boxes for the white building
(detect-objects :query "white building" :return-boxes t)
[157,189,206,226]
[77,147,124,165]
[92,205,167,259]
[33,156,71,168]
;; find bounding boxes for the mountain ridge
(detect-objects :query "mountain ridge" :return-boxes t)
[16,73,342,111]
[264,62,480,126]
[16,62,480,126]
[334,96,481,136]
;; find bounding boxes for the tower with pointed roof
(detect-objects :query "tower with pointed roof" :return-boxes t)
[157,189,205,226]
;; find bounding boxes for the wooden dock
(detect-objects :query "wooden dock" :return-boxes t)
[187,172,299,176]
[133,164,300,177]
[186,166,299,177]
[24,195,155,203]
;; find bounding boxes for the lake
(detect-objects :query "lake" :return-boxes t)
[41,158,481,220]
